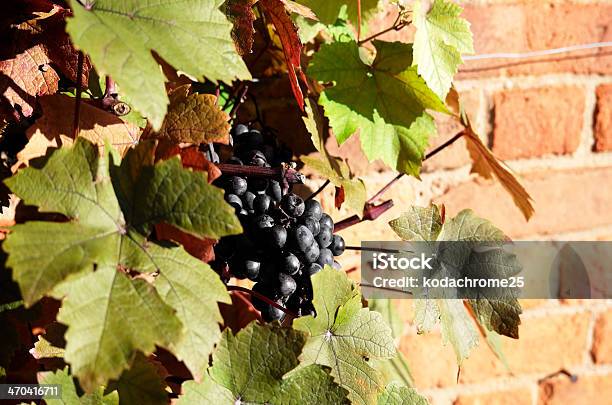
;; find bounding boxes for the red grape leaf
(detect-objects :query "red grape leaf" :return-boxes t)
[16,94,140,168]
[0,6,89,122]
[260,0,305,110]
[219,291,261,333]
[154,144,222,182]
[334,186,345,209]
[225,0,257,56]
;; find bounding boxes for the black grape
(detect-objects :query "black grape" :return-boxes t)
[253,194,271,214]
[281,193,305,217]
[214,123,348,323]
[227,176,247,196]
[330,235,345,256]
[317,248,333,267]
[319,213,334,231]
[316,226,333,248]
[280,253,300,275]
[304,199,323,220]
[299,215,321,236]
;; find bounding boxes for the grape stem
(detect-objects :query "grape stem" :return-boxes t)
[334,131,465,231]
[357,11,411,46]
[226,285,298,318]
[345,246,403,253]
[334,199,394,232]
[72,51,84,139]
[307,179,330,200]
[229,84,249,119]
[217,163,305,186]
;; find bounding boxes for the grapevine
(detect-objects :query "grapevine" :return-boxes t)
[0,0,531,404]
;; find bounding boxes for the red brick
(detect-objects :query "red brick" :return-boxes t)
[492,87,584,160]
[595,84,612,152]
[458,3,612,79]
[399,332,458,389]
[400,312,590,389]
[454,387,533,405]
[437,167,612,238]
[592,309,612,364]
[459,313,590,384]
[538,373,612,405]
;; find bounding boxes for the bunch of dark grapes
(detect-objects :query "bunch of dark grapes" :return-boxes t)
[212,124,346,322]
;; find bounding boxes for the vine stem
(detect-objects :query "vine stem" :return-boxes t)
[227,285,297,318]
[307,179,330,200]
[357,12,409,46]
[365,131,465,204]
[72,51,84,139]
[335,131,465,231]
[229,85,249,119]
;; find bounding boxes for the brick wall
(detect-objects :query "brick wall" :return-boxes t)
[241,1,612,403]
[316,1,612,403]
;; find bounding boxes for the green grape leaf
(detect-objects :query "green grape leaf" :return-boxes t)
[107,353,168,405]
[40,367,119,405]
[388,206,442,242]
[302,98,366,214]
[468,296,521,339]
[153,247,229,380]
[438,209,506,242]
[309,40,446,176]
[294,267,396,404]
[3,139,237,390]
[52,266,181,391]
[299,0,379,26]
[389,207,522,362]
[367,299,402,338]
[178,322,349,404]
[412,0,474,99]
[66,0,251,129]
[437,299,479,364]
[377,383,428,405]
[368,300,415,387]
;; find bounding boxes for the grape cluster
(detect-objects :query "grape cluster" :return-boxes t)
[212,124,346,322]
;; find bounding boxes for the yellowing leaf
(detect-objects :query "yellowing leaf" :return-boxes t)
[464,125,535,220]
[154,85,230,145]
[447,88,534,220]
[301,98,366,214]
[17,94,140,168]
[412,0,473,99]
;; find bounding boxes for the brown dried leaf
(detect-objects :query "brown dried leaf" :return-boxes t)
[154,85,230,145]
[260,0,305,110]
[16,94,140,168]
[0,6,89,121]
[281,0,318,20]
[464,126,534,220]
[446,88,535,220]
[225,0,258,56]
